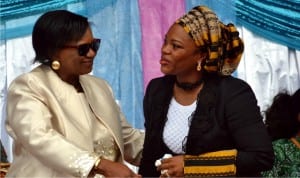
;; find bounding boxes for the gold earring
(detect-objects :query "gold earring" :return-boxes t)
[196,61,201,71]
[51,60,60,70]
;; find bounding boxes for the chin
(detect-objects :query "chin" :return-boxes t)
[81,68,93,75]
[160,68,171,75]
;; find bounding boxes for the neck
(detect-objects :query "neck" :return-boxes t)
[175,78,203,91]
[57,73,82,92]
[73,81,83,92]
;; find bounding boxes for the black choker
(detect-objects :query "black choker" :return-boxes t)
[175,79,203,90]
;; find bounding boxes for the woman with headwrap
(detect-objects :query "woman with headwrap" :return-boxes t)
[138,6,274,177]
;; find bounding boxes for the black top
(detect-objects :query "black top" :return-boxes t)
[139,75,274,177]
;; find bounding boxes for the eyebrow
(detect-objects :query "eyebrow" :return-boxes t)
[165,35,184,44]
[172,39,184,45]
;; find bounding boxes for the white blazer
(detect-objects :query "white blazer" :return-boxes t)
[5,65,144,177]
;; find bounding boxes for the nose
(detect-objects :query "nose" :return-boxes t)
[86,48,97,58]
[161,43,171,54]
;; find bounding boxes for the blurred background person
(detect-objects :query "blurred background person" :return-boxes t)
[262,89,300,177]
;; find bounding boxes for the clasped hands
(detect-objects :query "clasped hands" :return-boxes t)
[89,158,141,178]
[155,154,184,178]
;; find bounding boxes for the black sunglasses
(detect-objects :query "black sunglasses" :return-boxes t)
[64,38,101,56]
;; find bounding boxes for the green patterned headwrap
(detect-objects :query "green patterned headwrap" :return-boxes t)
[176,6,244,75]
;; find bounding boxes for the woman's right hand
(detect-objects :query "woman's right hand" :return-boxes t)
[96,158,141,178]
[158,155,184,177]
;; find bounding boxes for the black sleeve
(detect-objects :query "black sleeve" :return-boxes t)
[138,79,161,177]
[223,78,274,175]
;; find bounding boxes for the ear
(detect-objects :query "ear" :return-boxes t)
[197,54,207,68]
[199,50,208,60]
[196,60,202,71]
[193,51,205,61]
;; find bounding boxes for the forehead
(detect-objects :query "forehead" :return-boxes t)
[71,27,93,45]
[167,24,194,43]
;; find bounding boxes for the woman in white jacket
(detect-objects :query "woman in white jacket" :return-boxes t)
[5,10,144,178]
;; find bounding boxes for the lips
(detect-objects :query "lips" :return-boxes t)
[82,60,93,64]
[160,58,170,65]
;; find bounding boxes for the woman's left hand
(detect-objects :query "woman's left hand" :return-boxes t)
[157,155,184,177]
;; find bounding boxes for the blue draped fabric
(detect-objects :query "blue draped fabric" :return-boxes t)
[186,0,300,50]
[185,0,236,24]
[0,0,86,40]
[235,0,300,50]
[0,0,85,21]
[86,0,144,128]
[1,0,299,51]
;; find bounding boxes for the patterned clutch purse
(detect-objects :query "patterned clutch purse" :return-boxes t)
[184,149,237,177]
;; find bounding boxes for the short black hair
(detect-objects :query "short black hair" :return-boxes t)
[265,89,300,141]
[32,10,89,65]
[291,89,300,121]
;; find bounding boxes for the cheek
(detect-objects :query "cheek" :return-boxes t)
[174,53,197,69]
[61,57,80,71]
[161,56,192,74]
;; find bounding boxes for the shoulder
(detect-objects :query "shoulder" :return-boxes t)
[273,138,299,150]
[272,138,290,147]
[207,76,259,110]
[203,75,254,99]
[272,139,294,155]
[8,66,45,91]
[80,74,114,94]
[144,75,174,104]
[220,76,252,90]
[272,139,297,160]
[6,66,55,105]
[217,76,255,99]
[147,75,175,91]
[148,75,174,85]
[81,74,109,86]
